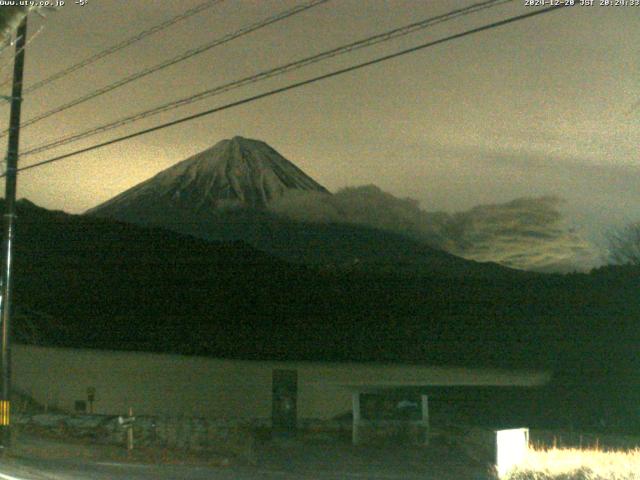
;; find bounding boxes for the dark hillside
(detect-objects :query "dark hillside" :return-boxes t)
[4,199,640,431]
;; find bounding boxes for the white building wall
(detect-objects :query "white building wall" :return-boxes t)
[11,344,549,419]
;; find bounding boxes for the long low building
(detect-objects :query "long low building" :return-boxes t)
[12,343,549,425]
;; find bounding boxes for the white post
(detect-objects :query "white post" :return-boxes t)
[421,394,429,445]
[352,393,360,445]
[127,407,134,452]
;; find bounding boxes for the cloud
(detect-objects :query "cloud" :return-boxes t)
[269,185,449,246]
[445,197,602,272]
[269,186,602,272]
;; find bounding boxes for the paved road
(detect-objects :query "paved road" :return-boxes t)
[0,441,488,479]
[0,461,484,480]
[1,459,288,480]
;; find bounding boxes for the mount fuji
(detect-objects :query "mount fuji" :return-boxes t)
[90,136,329,215]
[89,136,509,277]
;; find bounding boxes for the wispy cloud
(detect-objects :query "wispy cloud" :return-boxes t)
[269,187,601,272]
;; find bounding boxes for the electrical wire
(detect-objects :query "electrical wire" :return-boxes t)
[0,24,44,90]
[0,6,54,90]
[0,0,329,138]
[11,4,568,176]
[18,0,225,98]
[22,0,512,158]
[0,37,15,72]
[0,7,63,91]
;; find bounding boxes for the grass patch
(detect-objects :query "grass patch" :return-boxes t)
[504,446,640,479]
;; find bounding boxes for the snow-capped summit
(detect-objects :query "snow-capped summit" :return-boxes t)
[89,136,329,214]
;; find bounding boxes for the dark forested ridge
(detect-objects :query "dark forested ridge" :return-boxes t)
[5,199,640,431]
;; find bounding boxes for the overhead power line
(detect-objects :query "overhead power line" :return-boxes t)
[11,4,568,177]
[0,24,44,91]
[0,0,329,138]
[23,0,511,158]
[0,38,16,76]
[16,0,225,98]
[0,7,56,93]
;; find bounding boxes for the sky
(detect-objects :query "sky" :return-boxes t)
[1,0,639,251]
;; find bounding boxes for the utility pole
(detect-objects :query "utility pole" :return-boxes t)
[0,16,28,452]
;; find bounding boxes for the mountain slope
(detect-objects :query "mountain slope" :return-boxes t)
[6,199,639,432]
[90,136,329,214]
[12,199,640,365]
[88,137,518,277]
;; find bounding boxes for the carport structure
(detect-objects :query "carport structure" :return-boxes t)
[271,363,550,444]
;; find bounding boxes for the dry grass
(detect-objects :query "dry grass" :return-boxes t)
[504,446,640,480]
